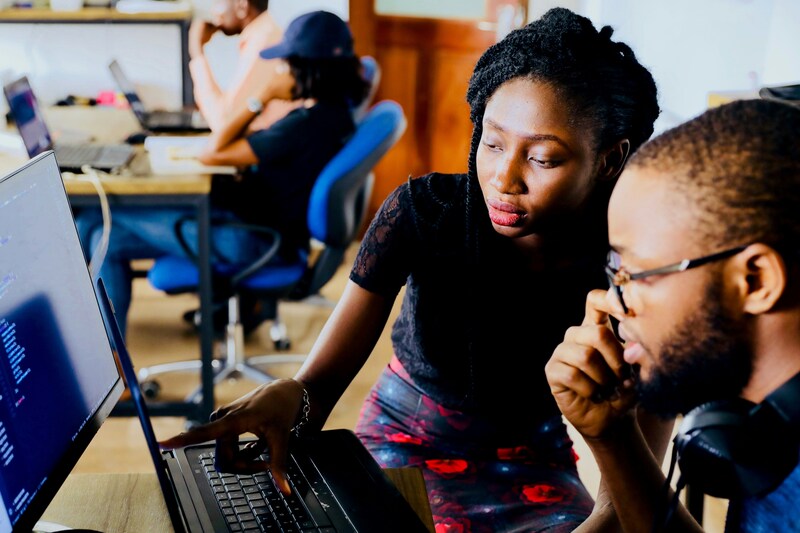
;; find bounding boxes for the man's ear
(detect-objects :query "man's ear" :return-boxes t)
[597,139,631,182]
[733,244,788,315]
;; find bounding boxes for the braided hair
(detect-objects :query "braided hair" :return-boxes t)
[454,8,659,406]
[463,7,660,253]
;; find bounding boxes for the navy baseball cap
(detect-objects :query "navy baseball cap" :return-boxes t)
[259,11,354,60]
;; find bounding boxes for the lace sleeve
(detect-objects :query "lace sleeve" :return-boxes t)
[349,182,415,296]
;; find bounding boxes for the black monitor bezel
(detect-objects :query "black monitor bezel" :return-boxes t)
[3,153,124,533]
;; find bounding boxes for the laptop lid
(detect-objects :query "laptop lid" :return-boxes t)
[2,77,55,158]
[108,60,149,128]
[0,152,124,533]
[95,276,196,531]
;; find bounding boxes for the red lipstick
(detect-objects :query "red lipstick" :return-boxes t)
[486,198,526,227]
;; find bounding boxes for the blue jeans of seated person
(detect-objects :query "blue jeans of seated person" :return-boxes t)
[76,207,275,338]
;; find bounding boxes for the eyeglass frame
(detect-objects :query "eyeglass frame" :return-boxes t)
[604,245,749,314]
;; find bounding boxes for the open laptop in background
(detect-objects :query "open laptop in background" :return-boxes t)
[98,274,429,533]
[109,60,210,133]
[2,77,135,173]
[0,152,124,532]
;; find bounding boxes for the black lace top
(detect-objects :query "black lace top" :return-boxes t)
[351,173,607,431]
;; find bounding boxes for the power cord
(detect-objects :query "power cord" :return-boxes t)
[62,165,112,280]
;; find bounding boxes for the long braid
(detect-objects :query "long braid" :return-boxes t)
[461,126,484,404]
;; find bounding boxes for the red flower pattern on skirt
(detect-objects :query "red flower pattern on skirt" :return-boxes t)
[570,448,580,463]
[356,361,594,532]
[435,516,473,533]
[386,432,424,445]
[497,445,537,462]
[521,483,567,505]
[426,458,469,477]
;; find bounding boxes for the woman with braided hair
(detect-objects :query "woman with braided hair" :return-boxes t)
[163,8,663,531]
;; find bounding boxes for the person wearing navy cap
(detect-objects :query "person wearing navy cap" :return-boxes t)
[258,10,354,60]
[77,11,369,338]
[197,10,367,256]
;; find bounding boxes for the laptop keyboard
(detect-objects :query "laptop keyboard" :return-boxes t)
[199,451,339,532]
[55,144,134,170]
[148,110,194,127]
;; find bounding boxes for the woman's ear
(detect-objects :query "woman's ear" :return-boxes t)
[733,244,788,315]
[598,139,631,181]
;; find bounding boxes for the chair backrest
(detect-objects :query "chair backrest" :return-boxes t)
[298,100,406,296]
[352,56,382,122]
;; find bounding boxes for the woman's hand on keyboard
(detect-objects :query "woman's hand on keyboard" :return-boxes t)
[159,378,306,494]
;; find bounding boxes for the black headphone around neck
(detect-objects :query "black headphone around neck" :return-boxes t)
[673,371,800,499]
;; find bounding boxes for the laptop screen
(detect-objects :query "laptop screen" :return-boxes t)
[0,153,123,533]
[108,60,149,125]
[2,77,54,158]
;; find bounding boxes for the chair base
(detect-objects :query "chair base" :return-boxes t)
[137,354,306,404]
[137,295,305,404]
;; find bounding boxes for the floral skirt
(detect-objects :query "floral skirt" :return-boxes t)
[355,357,594,533]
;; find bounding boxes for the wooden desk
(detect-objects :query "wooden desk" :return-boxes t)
[41,470,435,532]
[0,107,218,423]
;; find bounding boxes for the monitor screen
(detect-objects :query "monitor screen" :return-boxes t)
[2,78,54,159]
[0,153,122,532]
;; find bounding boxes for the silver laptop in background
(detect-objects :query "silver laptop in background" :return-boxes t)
[2,77,134,173]
[109,60,210,133]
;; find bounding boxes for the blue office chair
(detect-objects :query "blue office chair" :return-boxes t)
[138,100,406,399]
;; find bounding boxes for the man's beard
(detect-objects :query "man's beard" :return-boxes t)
[634,279,754,418]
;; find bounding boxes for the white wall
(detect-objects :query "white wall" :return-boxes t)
[527,0,800,134]
[0,0,348,113]
[762,0,800,85]
[0,23,183,109]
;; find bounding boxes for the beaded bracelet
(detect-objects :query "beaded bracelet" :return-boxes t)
[292,387,310,437]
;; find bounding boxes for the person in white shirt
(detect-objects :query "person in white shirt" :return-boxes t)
[188,0,296,132]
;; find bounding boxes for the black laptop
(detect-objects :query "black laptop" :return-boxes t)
[109,60,210,133]
[100,284,428,532]
[2,77,134,173]
[0,152,428,532]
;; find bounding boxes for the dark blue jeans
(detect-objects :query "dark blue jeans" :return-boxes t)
[75,206,274,337]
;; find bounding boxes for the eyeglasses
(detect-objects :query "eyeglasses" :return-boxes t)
[605,245,748,314]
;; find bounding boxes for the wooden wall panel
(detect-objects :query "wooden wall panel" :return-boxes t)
[370,47,421,210]
[352,10,495,220]
[429,50,478,175]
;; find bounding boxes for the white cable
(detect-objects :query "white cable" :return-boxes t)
[71,165,112,281]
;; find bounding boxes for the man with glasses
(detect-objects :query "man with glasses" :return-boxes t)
[545,99,800,532]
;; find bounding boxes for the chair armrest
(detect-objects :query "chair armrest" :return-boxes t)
[173,216,284,287]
